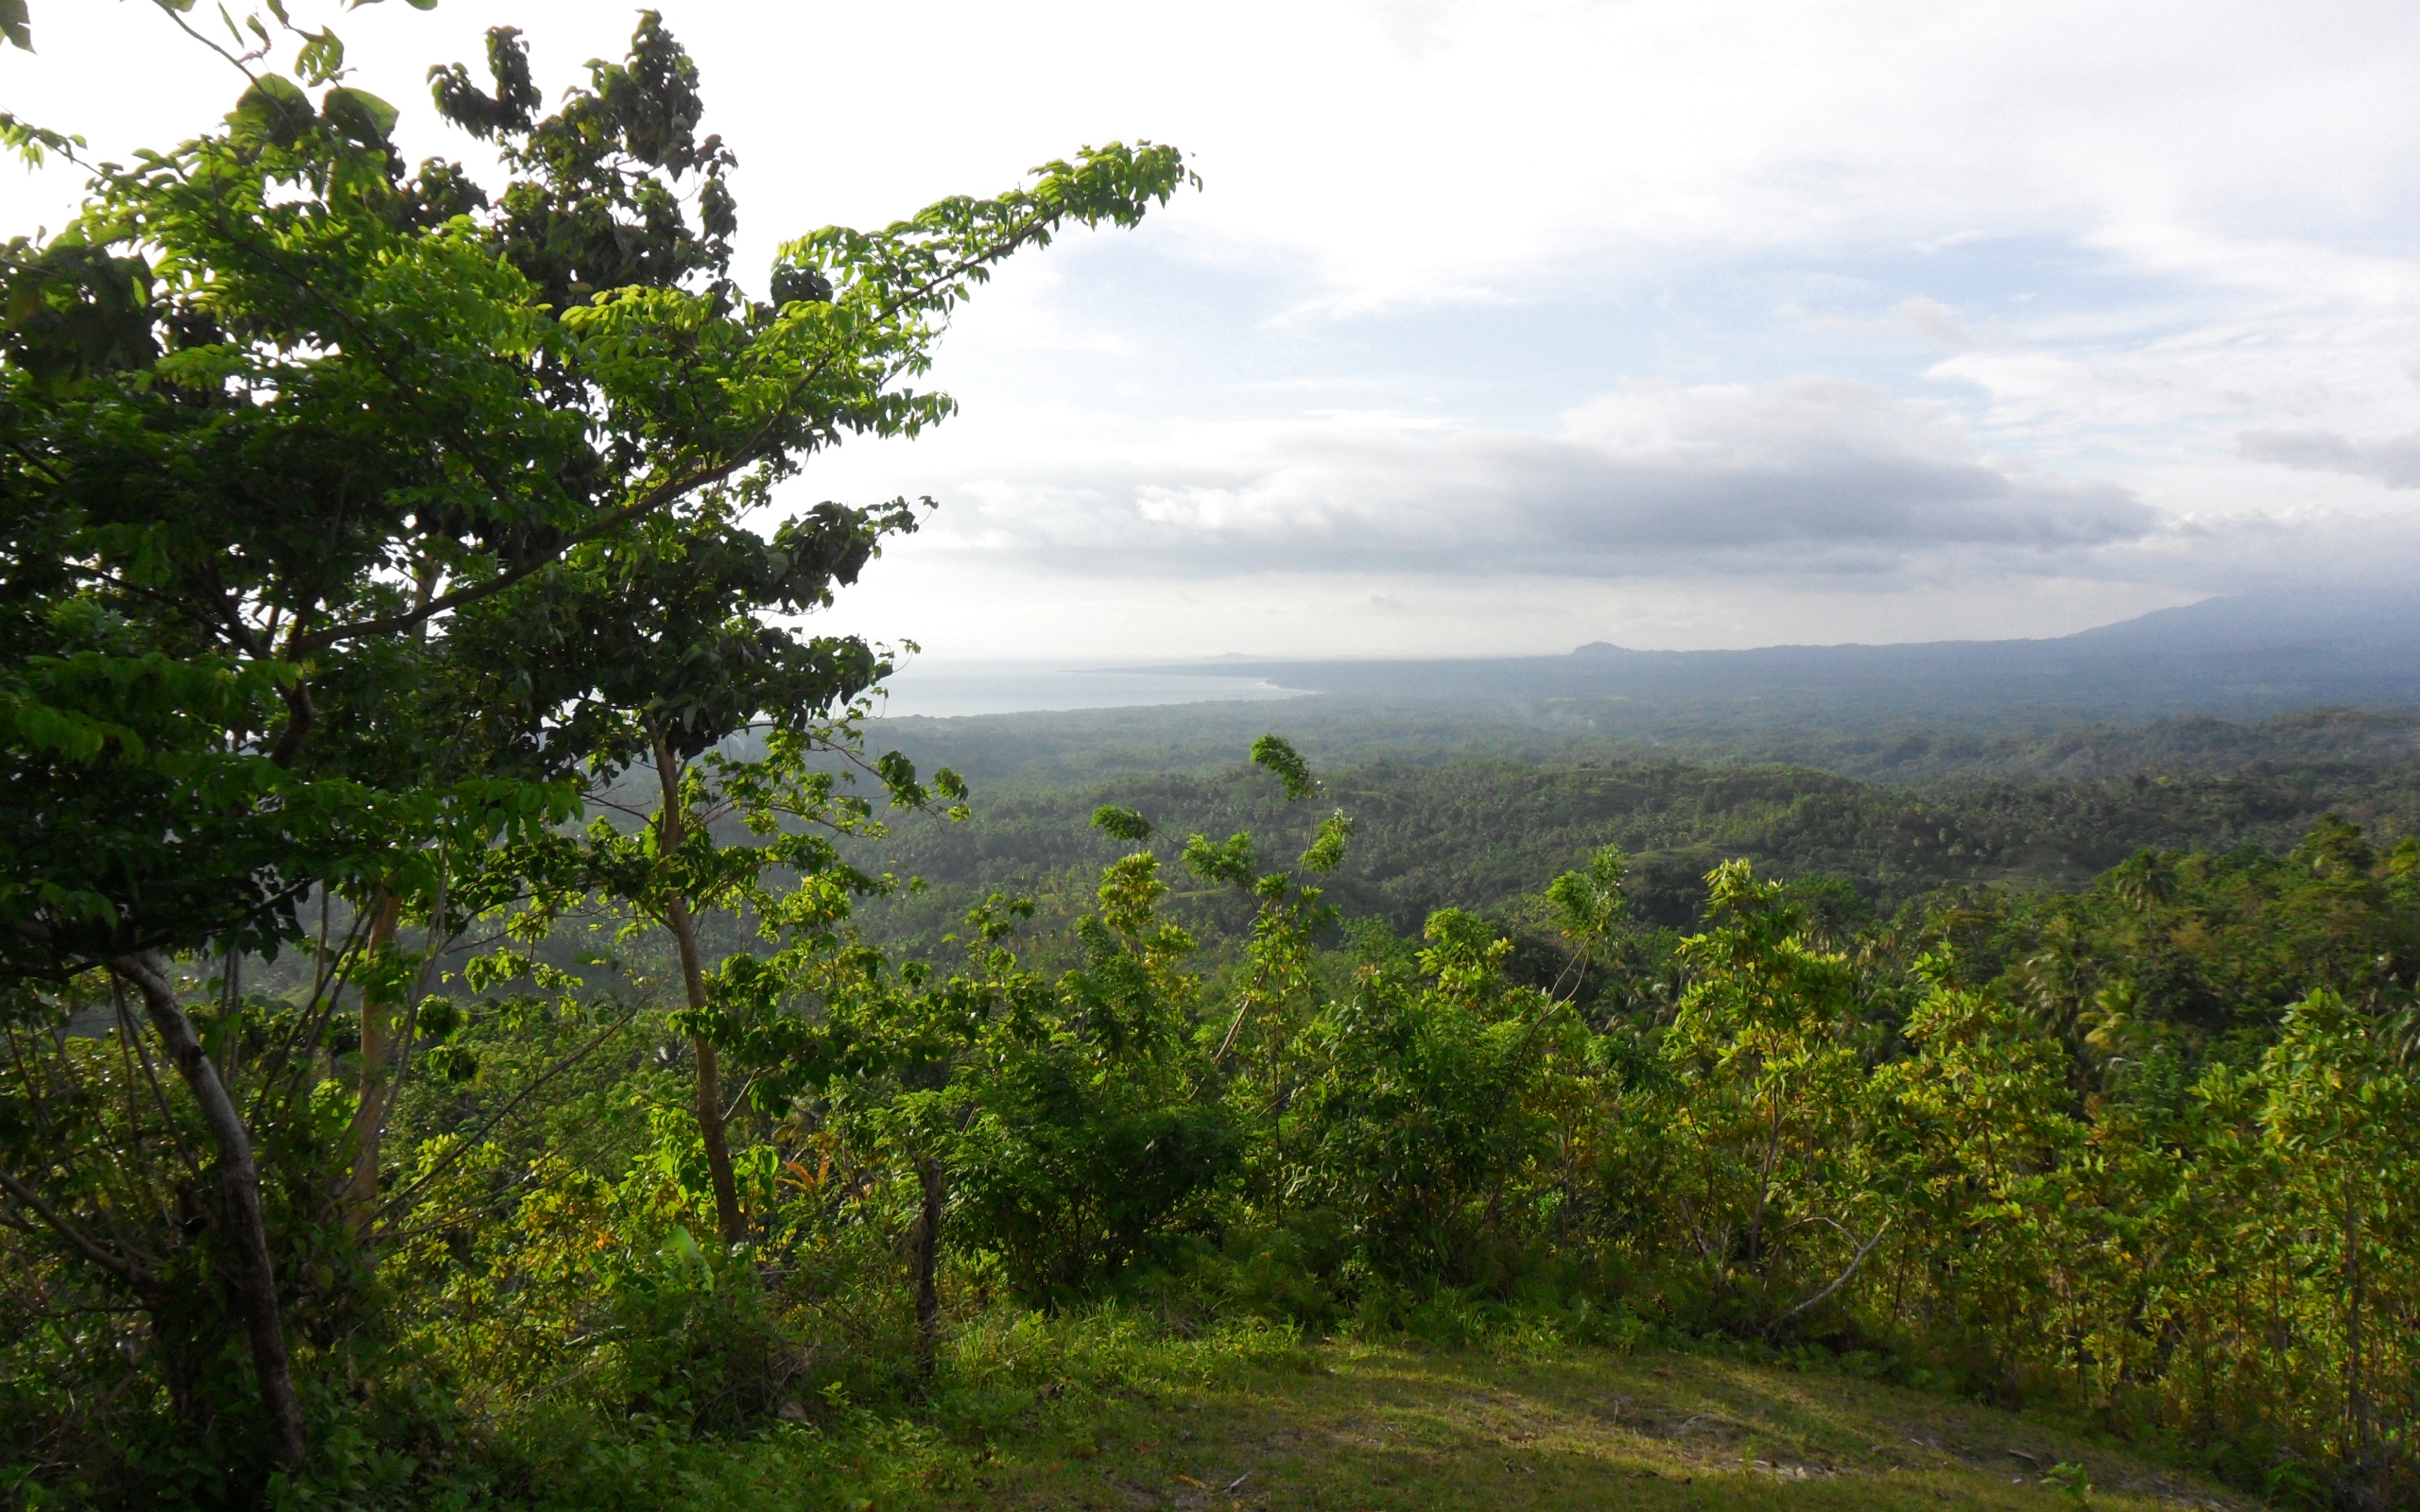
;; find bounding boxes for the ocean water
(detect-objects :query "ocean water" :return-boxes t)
[870,659,1306,719]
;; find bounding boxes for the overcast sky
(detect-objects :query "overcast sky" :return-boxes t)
[9,1,2420,657]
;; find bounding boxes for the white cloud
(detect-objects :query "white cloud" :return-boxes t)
[859,379,2153,578]
[2097,505,2420,603]
[14,2,2420,314]
[2238,428,2420,490]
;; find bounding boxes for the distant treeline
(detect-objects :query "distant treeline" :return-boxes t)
[862,700,2420,787]
[843,738,2420,961]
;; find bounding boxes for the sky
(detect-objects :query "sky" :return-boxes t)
[8,0,2420,660]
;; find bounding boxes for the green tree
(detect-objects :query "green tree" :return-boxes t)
[947,847,1235,1302]
[0,9,1189,1474]
[2255,992,2420,1472]
[1652,862,1879,1330]
[734,817,1228,1371]
[1181,736,1354,1217]
[1867,960,2079,1393]
[1288,906,1575,1288]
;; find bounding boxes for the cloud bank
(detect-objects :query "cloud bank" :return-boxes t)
[2239,429,2420,490]
[916,380,2156,579]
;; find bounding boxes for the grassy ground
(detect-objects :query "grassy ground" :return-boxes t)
[645,1327,2247,1512]
[922,1345,2237,1511]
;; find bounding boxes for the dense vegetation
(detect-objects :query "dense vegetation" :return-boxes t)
[860,694,2420,788]
[4,10,2416,1512]
[838,746,2420,952]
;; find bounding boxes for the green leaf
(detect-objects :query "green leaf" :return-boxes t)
[227,72,315,146]
[1092,805,1154,843]
[1250,733,1318,801]
[0,0,30,52]
[320,85,396,143]
[0,112,83,166]
[293,26,343,84]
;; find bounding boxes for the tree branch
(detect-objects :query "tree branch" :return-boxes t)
[1772,1218,1893,1332]
[0,1165,153,1292]
[373,1006,637,1224]
[301,207,1084,654]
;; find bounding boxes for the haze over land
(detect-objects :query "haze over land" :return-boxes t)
[875,588,2419,730]
[10,1,2420,662]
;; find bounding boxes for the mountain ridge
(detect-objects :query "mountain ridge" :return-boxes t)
[1129,587,2418,723]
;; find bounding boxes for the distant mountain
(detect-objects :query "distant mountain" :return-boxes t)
[2062,587,2412,654]
[1136,587,2420,728]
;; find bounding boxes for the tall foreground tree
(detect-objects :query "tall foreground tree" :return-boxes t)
[0,9,1188,1473]
[450,493,955,1246]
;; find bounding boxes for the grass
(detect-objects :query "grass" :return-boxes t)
[615,1320,2250,1512]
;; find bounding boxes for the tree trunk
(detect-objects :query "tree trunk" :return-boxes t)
[112,949,306,1472]
[911,1155,945,1381]
[343,887,403,1236]
[652,730,745,1246]
[668,895,744,1246]
[2345,1161,2365,1463]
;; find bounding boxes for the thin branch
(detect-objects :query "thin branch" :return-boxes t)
[719,1072,762,1126]
[296,457,751,652]
[115,980,201,1185]
[107,1005,174,1227]
[302,207,1080,655]
[1772,1219,1893,1332]
[149,1,261,85]
[250,907,371,1127]
[1212,1000,1253,1065]
[0,1167,153,1292]
[366,894,458,1183]
[373,1007,638,1224]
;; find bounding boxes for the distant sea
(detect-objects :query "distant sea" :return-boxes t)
[871,659,1306,719]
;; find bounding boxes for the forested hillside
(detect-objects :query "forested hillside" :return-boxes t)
[861,700,2420,787]
[845,745,2420,952]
